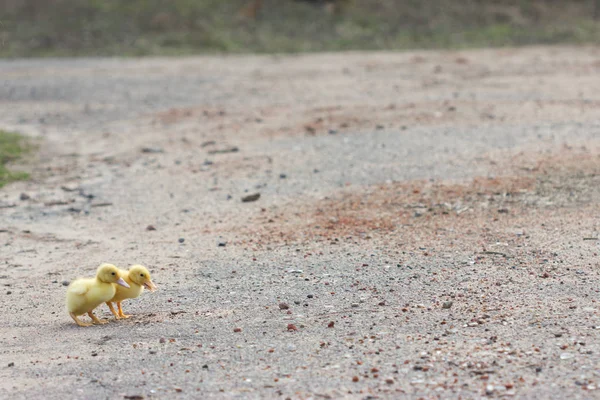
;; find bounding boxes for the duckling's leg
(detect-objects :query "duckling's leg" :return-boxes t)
[106,302,121,319]
[70,312,93,327]
[88,311,109,325]
[117,302,131,319]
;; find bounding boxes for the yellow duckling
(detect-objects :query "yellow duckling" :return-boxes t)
[66,263,130,327]
[106,265,157,319]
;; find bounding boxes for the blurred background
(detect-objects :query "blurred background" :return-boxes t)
[1,0,600,57]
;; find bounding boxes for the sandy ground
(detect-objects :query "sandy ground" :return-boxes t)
[1,46,600,399]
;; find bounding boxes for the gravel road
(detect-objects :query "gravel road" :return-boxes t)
[1,46,600,399]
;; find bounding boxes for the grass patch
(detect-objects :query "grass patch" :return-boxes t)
[1,1,600,57]
[0,130,31,188]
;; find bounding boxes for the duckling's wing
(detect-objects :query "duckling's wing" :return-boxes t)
[68,280,90,296]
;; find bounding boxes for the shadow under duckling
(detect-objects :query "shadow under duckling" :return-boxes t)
[106,265,157,319]
[66,263,130,327]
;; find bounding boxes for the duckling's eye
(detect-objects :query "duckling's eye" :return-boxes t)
[141,274,145,277]
[111,272,116,276]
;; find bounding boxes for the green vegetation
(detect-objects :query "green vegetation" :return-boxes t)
[0,131,31,187]
[0,0,599,57]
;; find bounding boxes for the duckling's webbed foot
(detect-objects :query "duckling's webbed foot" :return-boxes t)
[88,311,109,325]
[70,312,93,327]
[106,302,121,319]
[117,302,131,319]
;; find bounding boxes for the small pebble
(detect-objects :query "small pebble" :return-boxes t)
[141,146,164,153]
[217,241,227,247]
[307,294,314,299]
[146,225,156,231]
[8,362,14,367]
[241,193,261,203]
[442,301,453,309]
[159,338,166,344]
[279,303,289,310]
[327,321,335,328]
[178,238,185,243]
[62,281,69,286]
[233,328,242,333]
[19,193,30,201]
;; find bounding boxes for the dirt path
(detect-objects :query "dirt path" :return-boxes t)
[1,47,600,399]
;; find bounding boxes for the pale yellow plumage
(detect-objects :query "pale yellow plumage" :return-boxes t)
[106,265,157,319]
[66,263,130,327]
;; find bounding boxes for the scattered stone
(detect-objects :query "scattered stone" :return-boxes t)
[560,353,574,360]
[208,146,239,154]
[279,303,289,310]
[241,193,261,203]
[287,324,298,331]
[327,321,335,328]
[44,200,73,207]
[7,362,14,367]
[159,338,166,344]
[61,184,79,192]
[442,301,453,309]
[141,146,164,154]
[328,129,338,135]
[307,294,314,299]
[279,173,287,179]
[200,140,216,148]
[385,378,394,384]
[178,238,185,243]
[217,241,227,247]
[19,193,30,201]
[146,225,156,231]
[91,202,113,208]
[288,269,303,274]
[351,303,359,308]
[233,327,242,333]
[6,291,11,295]
[62,281,69,286]
[352,376,359,382]
[123,396,144,400]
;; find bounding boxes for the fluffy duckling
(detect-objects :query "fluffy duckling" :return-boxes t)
[106,264,157,319]
[66,263,130,327]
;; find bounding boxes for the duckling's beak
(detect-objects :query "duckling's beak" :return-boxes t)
[115,277,130,288]
[143,280,157,292]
